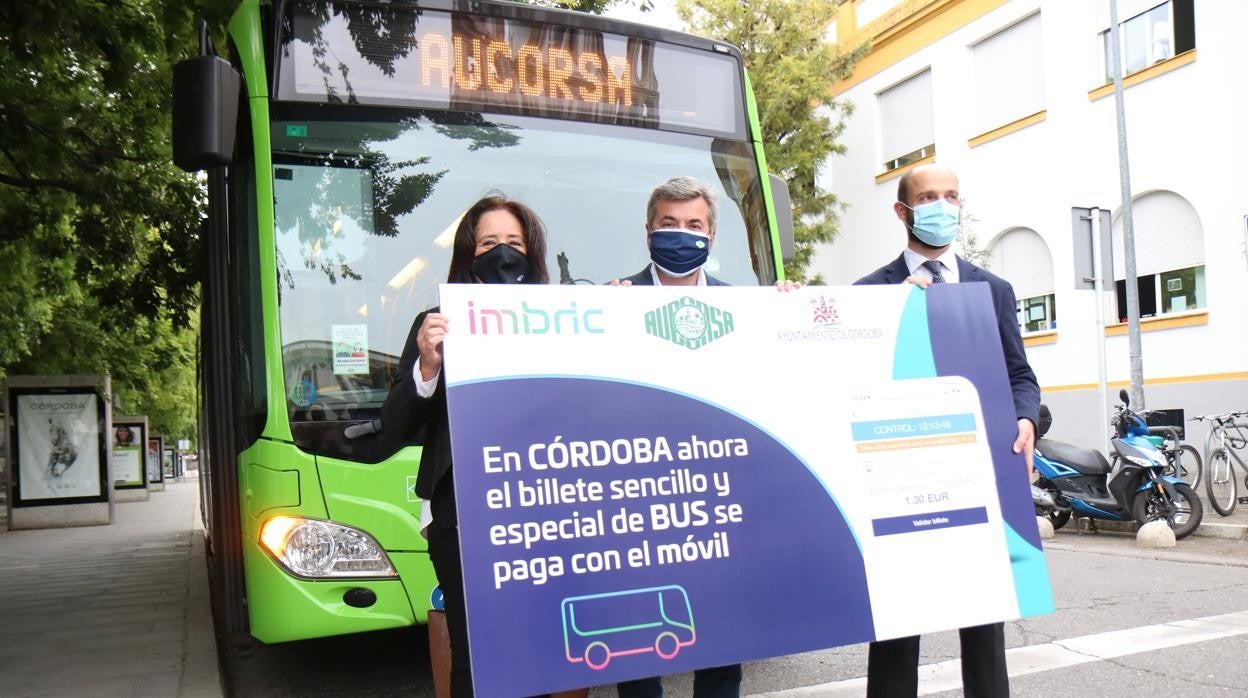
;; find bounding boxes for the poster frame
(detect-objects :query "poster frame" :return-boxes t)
[162,445,176,479]
[148,433,165,485]
[111,416,149,490]
[7,385,110,508]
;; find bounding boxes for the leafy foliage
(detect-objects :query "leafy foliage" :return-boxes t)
[519,0,651,14]
[676,0,865,282]
[0,0,229,438]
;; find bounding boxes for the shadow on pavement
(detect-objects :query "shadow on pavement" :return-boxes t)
[221,626,436,697]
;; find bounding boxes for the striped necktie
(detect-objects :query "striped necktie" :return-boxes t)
[922,260,946,284]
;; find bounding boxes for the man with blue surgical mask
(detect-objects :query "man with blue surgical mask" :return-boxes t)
[856,166,1040,697]
[609,175,741,697]
[611,176,728,289]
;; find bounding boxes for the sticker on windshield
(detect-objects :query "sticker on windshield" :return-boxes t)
[332,324,370,375]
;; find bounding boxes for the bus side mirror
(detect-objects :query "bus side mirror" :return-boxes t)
[768,173,796,265]
[172,54,240,172]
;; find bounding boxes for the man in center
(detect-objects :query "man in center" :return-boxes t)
[614,176,729,290]
[611,175,741,698]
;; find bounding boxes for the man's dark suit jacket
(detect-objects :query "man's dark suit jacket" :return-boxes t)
[621,265,729,287]
[381,308,458,529]
[855,253,1040,426]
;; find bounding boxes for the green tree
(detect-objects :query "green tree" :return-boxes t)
[519,0,650,13]
[0,0,228,436]
[677,0,865,282]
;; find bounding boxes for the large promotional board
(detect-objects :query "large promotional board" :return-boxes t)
[441,284,1053,697]
[10,390,107,504]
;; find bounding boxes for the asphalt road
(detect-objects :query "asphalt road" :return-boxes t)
[223,530,1248,697]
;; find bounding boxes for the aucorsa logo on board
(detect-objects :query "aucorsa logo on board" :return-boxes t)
[644,296,734,350]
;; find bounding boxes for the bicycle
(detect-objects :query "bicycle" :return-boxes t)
[1191,412,1248,516]
[1148,424,1202,489]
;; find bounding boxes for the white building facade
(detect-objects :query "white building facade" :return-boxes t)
[816,0,1248,449]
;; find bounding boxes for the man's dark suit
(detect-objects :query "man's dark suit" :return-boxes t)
[855,253,1040,698]
[615,265,740,698]
[856,254,1039,425]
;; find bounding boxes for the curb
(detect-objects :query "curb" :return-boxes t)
[1070,517,1248,540]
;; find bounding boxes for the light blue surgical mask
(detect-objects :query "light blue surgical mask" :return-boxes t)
[904,199,960,248]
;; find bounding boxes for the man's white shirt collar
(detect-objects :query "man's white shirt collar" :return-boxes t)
[903,248,960,284]
[649,263,707,286]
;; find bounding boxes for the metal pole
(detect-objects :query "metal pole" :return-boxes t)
[1090,208,1111,457]
[1109,0,1145,410]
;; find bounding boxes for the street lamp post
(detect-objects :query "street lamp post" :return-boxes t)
[1108,0,1146,409]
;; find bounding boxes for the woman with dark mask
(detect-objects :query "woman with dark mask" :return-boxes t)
[382,194,549,697]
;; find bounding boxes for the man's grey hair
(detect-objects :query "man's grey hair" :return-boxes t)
[646,176,719,232]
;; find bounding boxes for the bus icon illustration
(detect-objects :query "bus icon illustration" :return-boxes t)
[561,585,696,670]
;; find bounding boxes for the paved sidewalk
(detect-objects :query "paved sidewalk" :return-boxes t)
[0,477,222,697]
[1069,489,1248,539]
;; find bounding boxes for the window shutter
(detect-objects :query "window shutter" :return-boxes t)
[878,70,933,162]
[984,228,1054,299]
[1111,191,1204,277]
[972,13,1044,133]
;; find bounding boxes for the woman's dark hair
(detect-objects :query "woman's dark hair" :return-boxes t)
[446,195,549,284]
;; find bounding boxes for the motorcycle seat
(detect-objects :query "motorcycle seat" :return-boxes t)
[1036,438,1113,475]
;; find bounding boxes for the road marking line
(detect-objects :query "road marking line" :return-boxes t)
[750,609,1248,697]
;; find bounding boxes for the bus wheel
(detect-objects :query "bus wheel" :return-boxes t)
[585,641,611,670]
[655,631,681,660]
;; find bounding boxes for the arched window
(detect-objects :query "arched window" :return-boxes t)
[984,228,1056,334]
[1111,190,1205,321]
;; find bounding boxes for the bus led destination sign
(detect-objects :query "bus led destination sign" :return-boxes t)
[279,1,744,137]
[419,33,635,107]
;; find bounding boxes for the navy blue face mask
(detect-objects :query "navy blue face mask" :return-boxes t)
[471,244,530,284]
[648,228,711,278]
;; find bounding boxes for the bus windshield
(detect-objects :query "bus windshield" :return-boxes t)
[271,112,773,432]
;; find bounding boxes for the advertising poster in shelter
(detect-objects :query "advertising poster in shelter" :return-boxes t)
[15,392,103,501]
[112,423,145,488]
[147,436,164,484]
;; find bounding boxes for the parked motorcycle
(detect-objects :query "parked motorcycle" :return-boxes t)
[1032,389,1202,539]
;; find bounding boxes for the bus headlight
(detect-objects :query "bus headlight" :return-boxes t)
[259,516,397,579]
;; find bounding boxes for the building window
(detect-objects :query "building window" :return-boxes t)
[878,69,934,173]
[1114,265,1205,321]
[1017,294,1057,333]
[971,13,1043,133]
[983,228,1056,336]
[1101,0,1195,82]
[1111,190,1205,322]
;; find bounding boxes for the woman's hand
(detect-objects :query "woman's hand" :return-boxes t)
[417,313,449,380]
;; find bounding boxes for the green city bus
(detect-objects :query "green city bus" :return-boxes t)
[174,0,793,644]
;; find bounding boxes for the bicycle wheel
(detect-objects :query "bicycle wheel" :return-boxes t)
[1170,444,1202,489]
[1205,448,1237,516]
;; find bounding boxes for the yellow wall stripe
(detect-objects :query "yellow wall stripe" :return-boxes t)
[1088,50,1197,101]
[1104,311,1207,336]
[833,0,1012,96]
[875,153,936,183]
[968,110,1047,148]
[1042,372,1248,393]
[1023,331,1057,347]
